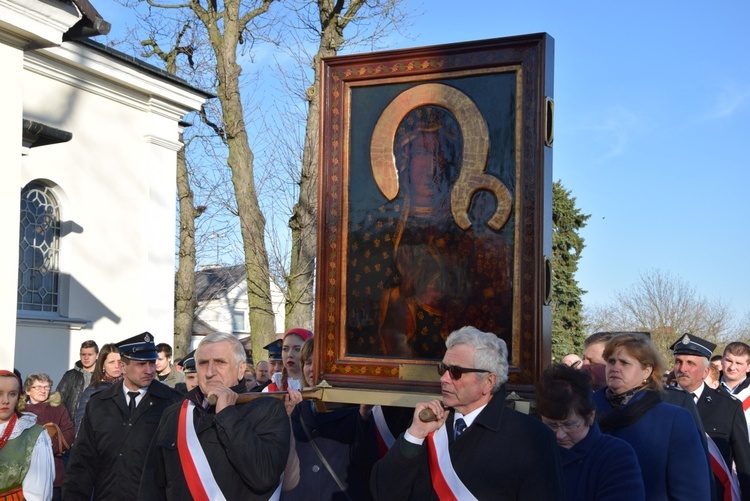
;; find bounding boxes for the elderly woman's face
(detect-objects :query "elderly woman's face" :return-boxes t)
[25,378,52,405]
[541,411,592,449]
[606,346,652,395]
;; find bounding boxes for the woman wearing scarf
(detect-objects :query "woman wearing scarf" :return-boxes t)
[18,373,74,501]
[0,370,54,500]
[593,333,710,500]
[74,343,123,435]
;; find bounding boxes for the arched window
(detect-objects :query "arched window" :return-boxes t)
[18,182,61,312]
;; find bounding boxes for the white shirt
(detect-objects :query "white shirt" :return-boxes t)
[405,403,488,445]
[690,382,705,404]
[122,385,146,407]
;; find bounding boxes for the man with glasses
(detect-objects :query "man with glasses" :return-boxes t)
[56,340,99,421]
[371,326,564,500]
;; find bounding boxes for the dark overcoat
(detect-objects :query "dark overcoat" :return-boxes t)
[593,389,711,501]
[696,384,750,500]
[370,387,565,500]
[558,421,644,501]
[282,403,377,501]
[62,379,181,500]
[138,383,290,501]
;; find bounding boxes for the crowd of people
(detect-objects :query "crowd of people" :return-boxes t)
[559,331,750,500]
[4,327,750,500]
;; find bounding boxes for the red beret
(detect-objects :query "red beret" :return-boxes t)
[284,328,313,342]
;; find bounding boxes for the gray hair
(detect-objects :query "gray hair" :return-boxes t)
[23,372,53,393]
[446,326,508,392]
[197,332,245,367]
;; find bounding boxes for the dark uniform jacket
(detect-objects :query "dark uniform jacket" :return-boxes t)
[696,384,750,500]
[138,382,290,501]
[370,387,565,500]
[62,379,182,500]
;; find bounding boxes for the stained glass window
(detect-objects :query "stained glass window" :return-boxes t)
[18,182,60,312]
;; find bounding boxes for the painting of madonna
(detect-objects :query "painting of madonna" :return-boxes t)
[346,98,515,361]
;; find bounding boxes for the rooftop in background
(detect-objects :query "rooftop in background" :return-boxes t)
[194,265,246,302]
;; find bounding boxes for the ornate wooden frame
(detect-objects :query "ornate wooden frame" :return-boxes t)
[315,33,554,396]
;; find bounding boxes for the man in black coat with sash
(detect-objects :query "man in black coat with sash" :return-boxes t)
[63,332,182,500]
[371,326,564,500]
[138,331,292,500]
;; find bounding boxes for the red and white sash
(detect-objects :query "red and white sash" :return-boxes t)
[178,400,282,501]
[707,433,741,501]
[425,424,478,501]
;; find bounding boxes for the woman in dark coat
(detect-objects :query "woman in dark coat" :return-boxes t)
[74,343,122,435]
[282,337,378,500]
[536,363,644,501]
[593,333,710,500]
[19,372,74,501]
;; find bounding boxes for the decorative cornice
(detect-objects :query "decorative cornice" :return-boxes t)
[24,41,205,120]
[0,0,81,49]
[26,41,208,114]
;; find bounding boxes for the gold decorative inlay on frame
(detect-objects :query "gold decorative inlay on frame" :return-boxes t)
[399,363,441,382]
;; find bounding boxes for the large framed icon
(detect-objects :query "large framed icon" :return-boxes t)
[315,33,554,396]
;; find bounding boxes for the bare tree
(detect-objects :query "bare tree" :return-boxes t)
[584,269,734,363]
[174,129,206,356]
[125,0,281,355]
[733,311,750,345]
[111,0,414,353]
[274,0,414,329]
[127,19,209,357]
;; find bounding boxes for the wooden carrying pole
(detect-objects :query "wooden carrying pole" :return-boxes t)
[206,386,440,422]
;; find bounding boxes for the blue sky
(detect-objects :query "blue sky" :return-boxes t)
[96,1,750,320]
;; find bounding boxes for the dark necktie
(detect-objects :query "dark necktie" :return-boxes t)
[128,391,140,415]
[455,418,467,439]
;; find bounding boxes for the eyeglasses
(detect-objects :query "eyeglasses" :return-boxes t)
[543,420,583,432]
[30,386,51,392]
[437,363,490,380]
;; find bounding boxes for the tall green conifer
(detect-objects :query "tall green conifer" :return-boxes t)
[551,181,590,361]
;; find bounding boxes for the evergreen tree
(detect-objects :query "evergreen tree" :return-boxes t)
[551,181,590,361]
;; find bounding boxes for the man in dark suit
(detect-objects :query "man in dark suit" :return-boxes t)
[63,332,182,500]
[138,332,292,500]
[370,326,564,500]
[672,333,750,501]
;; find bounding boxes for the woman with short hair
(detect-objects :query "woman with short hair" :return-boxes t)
[593,333,710,499]
[19,372,74,501]
[536,363,644,501]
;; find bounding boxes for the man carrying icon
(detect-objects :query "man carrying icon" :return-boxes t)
[139,331,295,500]
[370,325,564,500]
